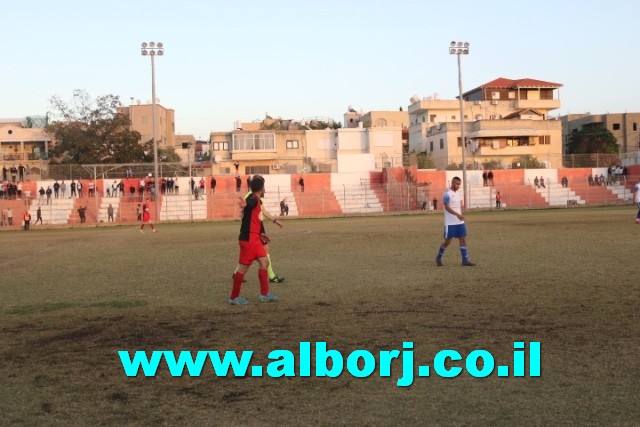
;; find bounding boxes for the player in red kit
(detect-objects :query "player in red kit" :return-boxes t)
[229,175,281,304]
[139,203,157,233]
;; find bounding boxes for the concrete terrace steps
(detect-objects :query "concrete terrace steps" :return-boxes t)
[331,184,383,214]
[29,197,75,225]
[161,194,207,221]
[534,183,585,206]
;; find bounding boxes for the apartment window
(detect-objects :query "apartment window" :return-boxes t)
[539,135,550,145]
[633,123,637,131]
[286,140,299,149]
[440,139,444,149]
[451,115,456,120]
[232,133,275,151]
[422,116,426,123]
[491,91,500,100]
[213,142,229,151]
[430,114,436,122]
[613,123,621,130]
[508,91,516,99]
[247,165,269,175]
[430,141,433,151]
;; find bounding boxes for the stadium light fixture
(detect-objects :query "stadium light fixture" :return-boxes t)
[449,40,470,207]
[141,41,164,221]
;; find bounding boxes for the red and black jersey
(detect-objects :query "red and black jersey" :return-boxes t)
[239,194,262,242]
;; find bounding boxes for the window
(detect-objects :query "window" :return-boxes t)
[491,91,500,100]
[247,165,269,175]
[430,141,433,151]
[422,116,426,123]
[539,135,550,145]
[213,142,229,151]
[613,123,621,130]
[440,139,444,149]
[633,123,637,131]
[430,114,436,122]
[232,133,275,151]
[286,140,299,149]
[451,115,456,120]
[508,91,516,99]
[375,118,387,127]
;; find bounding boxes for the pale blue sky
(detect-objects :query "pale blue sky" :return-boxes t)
[1,0,638,138]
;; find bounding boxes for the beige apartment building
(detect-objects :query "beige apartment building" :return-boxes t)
[209,112,406,175]
[117,103,176,151]
[0,117,53,177]
[560,113,640,154]
[408,77,564,169]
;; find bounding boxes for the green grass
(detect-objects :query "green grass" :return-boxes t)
[1,207,639,426]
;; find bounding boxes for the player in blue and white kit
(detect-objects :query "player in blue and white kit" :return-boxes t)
[631,180,640,224]
[435,176,476,266]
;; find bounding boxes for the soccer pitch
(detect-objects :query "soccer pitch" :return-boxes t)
[1,207,638,425]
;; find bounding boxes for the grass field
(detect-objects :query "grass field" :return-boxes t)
[1,207,639,426]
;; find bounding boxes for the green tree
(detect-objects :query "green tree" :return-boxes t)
[567,126,618,154]
[46,90,148,164]
[416,152,435,169]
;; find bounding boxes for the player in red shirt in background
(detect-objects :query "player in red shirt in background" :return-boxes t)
[229,175,282,305]
[139,203,157,233]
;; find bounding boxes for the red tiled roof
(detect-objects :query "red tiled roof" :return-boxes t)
[477,77,563,89]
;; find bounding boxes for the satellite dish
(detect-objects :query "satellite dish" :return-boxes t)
[410,95,420,103]
[214,155,222,163]
[136,99,141,105]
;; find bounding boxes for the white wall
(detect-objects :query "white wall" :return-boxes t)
[337,153,375,173]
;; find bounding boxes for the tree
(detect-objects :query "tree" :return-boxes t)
[46,90,149,164]
[567,126,618,154]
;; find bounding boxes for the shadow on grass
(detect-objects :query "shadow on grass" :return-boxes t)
[6,300,148,314]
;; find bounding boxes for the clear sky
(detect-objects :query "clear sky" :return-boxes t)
[1,0,638,138]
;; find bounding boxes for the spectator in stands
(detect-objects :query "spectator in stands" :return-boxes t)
[46,186,52,204]
[190,177,195,194]
[280,199,289,216]
[539,177,546,188]
[17,182,22,199]
[136,204,142,221]
[588,175,594,186]
[36,206,43,225]
[129,184,136,202]
[210,176,217,194]
[107,204,114,222]
[7,207,13,225]
[488,170,494,186]
[298,176,305,192]
[599,174,605,186]
[53,180,60,198]
[77,204,87,223]
[38,186,45,204]
[235,175,242,192]
[199,178,205,195]
[561,176,569,188]
[495,191,502,209]
[70,180,77,198]
[77,181,83,198]
[60,181,66,198]
[2,165,6,181]
[482,170,488,187]
[534,176,540,188]
[23,210,30,230]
